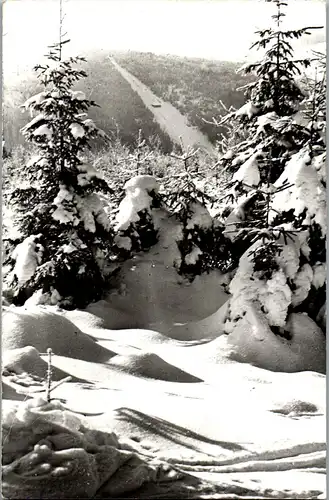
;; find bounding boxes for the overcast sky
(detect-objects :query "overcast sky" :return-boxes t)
[3,0,325,82]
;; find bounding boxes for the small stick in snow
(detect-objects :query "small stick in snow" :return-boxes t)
[49,376,72,393]
[46,348,53,403]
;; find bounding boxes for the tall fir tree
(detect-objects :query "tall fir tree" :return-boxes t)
[217,0,326,333]
[3,11,115,308]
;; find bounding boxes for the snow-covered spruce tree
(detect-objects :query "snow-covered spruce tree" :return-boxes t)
[113,175,162,258]
[216,0,326,336]
[3,39,115,309]
[301,50,326,164]
[162,144,236,280]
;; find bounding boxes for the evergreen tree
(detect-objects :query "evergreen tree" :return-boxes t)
[163,143,236,279]
[301,50,326,163]
[3,37,115,309]
[216,0,326,332]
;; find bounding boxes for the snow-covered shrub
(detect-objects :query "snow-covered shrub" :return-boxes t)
[113,175,162,257]
[174,201,236,279]
[160,154,236,280]
[2,40,116,309]
[218,1,326,337]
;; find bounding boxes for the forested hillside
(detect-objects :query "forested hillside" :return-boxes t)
[3,50,253,153]
[114,50,254,143]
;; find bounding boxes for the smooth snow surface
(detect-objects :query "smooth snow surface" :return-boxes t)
[2,296,326,499]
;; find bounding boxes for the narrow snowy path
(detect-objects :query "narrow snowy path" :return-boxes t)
[108,56,218,157]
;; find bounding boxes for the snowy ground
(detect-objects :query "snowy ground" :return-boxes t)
[2,287,326,499]
[2,172,326,498]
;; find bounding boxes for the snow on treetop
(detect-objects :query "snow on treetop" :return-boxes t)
[60,242,77,254]
[124,175,159,194]
[312,262,326,289]
[232,153,260,187]
[22,113,45,130]
[33,124,53,138]
[27,156,49,168]
[116,176,159,231]
[22,92,47,110]
[235,102,259,119]
[54,185,74,204]
[70,91,86,101]
[270,148,327,233]
[186,202,213,230]
[255,112,278,135]
[82,119,97,130]
[69,123,85,139]
[185,244,203,265]
[115,189,154,231]
[77,163,103,187]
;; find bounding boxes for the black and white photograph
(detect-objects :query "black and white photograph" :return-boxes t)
[2,0,326,498]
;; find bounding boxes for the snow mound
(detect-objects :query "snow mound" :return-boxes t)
[85,300,141,329]
[226,307,325,374]
[85,325,185,347]
[2,297,325,498]
[108,352,203,383]
[63,308,109,330]
[104,248,228,329]
[2,306,115,363]
[180,335,239,366]
[2,346,83,386]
